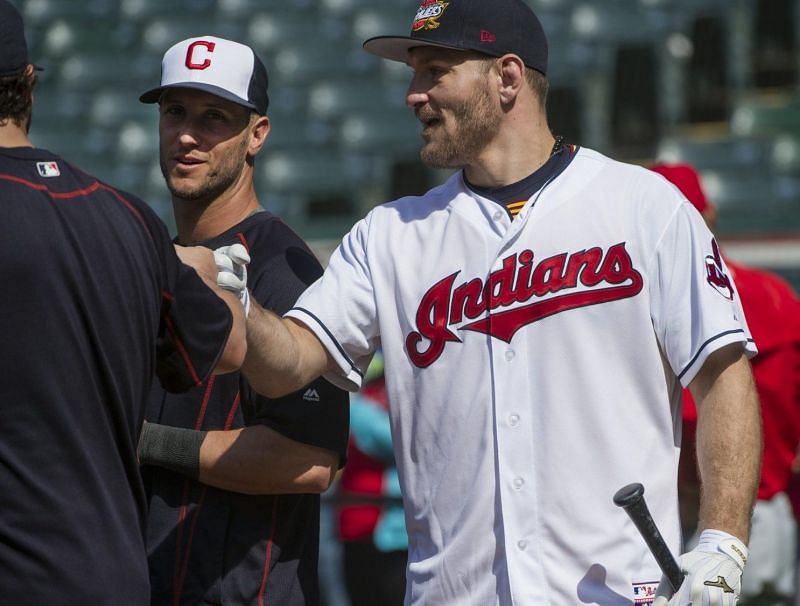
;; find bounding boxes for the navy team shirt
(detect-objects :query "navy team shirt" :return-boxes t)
[145,211,350,606]
[0,146,233,605]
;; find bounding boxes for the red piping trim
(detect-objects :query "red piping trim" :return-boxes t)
[163,315,203,387]
[0,173,148,231]
[172,377,216,605]
[258,499,280,606]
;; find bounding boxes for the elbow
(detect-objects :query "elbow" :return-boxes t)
[305,465,338,494]
[214,334,247,374]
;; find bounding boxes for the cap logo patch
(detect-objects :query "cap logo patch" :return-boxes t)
[705,238,734,300]
[480,30,497,43]
[412,0,449,31]
[36,161,60,178]
[185,40,216,70]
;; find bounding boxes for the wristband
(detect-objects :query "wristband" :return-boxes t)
[138,422,207,479]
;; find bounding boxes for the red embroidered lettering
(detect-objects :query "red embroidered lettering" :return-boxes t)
[405,243,643,366]
[186,40,216,70]
[406,272,461,367]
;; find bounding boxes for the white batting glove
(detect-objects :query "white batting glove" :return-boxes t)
[653,529,748,606]
[213,243,251,317]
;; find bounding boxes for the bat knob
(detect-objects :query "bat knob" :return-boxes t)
[613,482,645,507]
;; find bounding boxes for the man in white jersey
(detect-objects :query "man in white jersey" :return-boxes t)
[208,0,762,604]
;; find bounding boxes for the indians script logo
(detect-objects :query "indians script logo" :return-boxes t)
[413,0,449,31]
[405,243,643,367]
[705,238,734,300]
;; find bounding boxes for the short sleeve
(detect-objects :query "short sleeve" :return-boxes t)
[649,203,756,386]
[156,245,232,393]
[285,216,378,391]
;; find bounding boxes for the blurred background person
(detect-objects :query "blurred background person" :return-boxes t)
[651,162,800,606]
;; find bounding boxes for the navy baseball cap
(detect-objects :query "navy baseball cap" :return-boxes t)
[0,0,43,76]
[363,0,548,75]
[140,36,269,115]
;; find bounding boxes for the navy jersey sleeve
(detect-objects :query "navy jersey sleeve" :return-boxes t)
[140,208,233,393]
[240,217,350,464]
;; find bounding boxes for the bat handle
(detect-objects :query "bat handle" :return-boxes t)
[614,483,684,592]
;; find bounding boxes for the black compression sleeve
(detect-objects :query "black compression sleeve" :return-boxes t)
[138,422,207,479]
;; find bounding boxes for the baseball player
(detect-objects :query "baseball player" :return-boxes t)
[0,4,246,604]
[652,163,800,605]
[207,0,762,604]
[136,37,350,605]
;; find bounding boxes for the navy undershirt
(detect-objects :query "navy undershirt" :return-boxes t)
[465,142,579,218]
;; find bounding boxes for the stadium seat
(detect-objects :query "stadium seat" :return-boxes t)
[700,169,800,235]
[771,136,800,175]
[338,108,420,156]
[217,0,313,17]
[246,12,346,53]
[139,17,246,55]
[119,0,215,21]
[259,149,372,195]
[569,2,667,43]
[656,136,773,173]
[307,79,404,120]
[731,96,800,138]
[89,89,158,128]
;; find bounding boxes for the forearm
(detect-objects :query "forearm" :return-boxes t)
[689,345,762,543]
[175,244,247,373]
[139,423,338,495]
[198,425,338,494]
[242,301,333,397]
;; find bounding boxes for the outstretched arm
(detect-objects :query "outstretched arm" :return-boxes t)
[175,244,247,374]
[689,342,761,543]
[242,301,335,398]
[139,423,339,494]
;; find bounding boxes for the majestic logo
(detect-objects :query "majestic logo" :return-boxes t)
[185,40,215,70]
[36,161,60,178]
[412,0,449,31]
[405,243,643,367]
[302,388,320,402]
[705,238,734,300]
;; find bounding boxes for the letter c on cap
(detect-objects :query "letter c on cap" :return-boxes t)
[185,41,216,70]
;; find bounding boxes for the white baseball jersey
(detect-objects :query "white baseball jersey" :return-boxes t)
[286,147,756,605]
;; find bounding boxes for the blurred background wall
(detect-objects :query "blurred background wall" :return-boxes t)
[14,0,800,285]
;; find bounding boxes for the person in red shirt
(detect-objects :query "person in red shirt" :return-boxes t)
[651,162,800,605]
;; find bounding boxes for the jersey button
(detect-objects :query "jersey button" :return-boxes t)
[493,211,504,221]
[509,413,520,427]
[517,539,528,551]
[513,477,525,490]
[505,349,515,361]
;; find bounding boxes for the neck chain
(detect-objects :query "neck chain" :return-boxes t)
[550,135,565,157]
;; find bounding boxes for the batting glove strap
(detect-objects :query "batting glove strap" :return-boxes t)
[214,243,251,317]
[654,529,748,606]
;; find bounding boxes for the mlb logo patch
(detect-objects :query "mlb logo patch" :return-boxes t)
[632,581,658,605]
[37,161,60,178]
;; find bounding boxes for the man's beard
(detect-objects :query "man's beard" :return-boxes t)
[161,135,249,204]
[419,83,501,169]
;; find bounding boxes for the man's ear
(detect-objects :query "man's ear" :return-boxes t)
[248,115,270,156]
[497,54,526,105]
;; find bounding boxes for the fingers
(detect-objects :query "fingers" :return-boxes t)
[217,270,246,293]
[215,243,250,266]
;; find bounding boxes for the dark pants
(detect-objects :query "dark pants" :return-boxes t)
[343,541,407,606]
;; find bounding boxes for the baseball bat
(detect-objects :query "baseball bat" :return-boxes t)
[613,482,684,592]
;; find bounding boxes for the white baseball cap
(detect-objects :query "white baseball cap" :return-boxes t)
[140,36,269,114]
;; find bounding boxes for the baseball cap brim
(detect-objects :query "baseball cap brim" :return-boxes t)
[139,81,259,112]
[363,35,477,64]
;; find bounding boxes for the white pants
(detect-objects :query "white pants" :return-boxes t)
[740,492,796,603]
